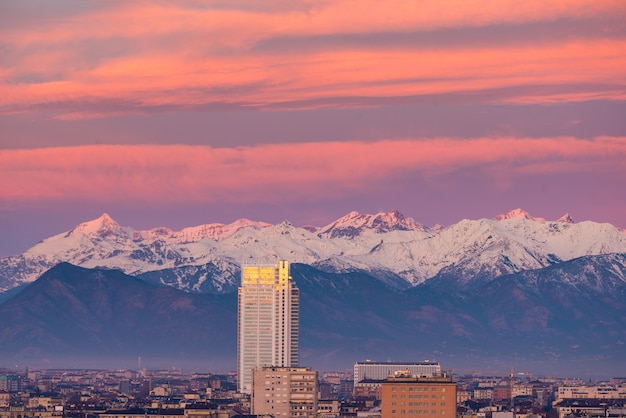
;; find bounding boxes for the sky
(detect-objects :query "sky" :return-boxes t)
[1,0,625,257]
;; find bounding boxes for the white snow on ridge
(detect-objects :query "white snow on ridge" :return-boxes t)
[149,218,271,244]
[318,209,428,238]
[2,208,626,291]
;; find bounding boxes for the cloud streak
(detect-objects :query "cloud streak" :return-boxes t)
[1,1,625,118]
[2,137,624,204]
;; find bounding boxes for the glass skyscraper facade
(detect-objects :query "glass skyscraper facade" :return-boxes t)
[237,260,299,394]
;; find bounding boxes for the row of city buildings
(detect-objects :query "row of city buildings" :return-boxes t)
[2,367,626,418]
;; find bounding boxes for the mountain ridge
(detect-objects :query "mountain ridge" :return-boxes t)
[0,262,237,367]
[1,208,625,294]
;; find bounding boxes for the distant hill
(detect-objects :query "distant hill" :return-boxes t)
[0,262,236,370]
[1,258,625,377]
[295,257,626,375]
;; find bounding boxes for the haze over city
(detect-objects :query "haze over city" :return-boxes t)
[1,0,625,258]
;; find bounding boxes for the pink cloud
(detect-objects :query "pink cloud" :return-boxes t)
[2,38,624,114]
[5,1,623,46]
[1,1,625,116]
[2,137,624,204]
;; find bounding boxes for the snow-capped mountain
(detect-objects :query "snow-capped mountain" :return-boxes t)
[492,208,546,221]
[0,214,270,292]
[1,209,625,293]
[317,209,428,238]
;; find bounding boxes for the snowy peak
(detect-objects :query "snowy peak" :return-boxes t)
[66,213,125,238]
[318,210,427,238]
[493,208,545,222]
[494,208,576,224]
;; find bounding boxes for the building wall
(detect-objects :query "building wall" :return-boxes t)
[556,384,626,400]
[555,404,606,418]
[381,376,456,418]
[238,261,299,394]
[0,408,63,418]
[0,376,20,393]
[318,399,341,418]
[473,389,493,400]
[354,384,382,399]
[99,410,184,418]
[251,367,317,418]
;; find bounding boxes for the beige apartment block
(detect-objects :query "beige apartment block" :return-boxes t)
[252,366,317,418]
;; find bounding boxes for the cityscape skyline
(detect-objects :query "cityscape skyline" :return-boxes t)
[1,364,625,418]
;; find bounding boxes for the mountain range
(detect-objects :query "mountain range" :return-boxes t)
[0,209,625,376]
[2,208,625,294]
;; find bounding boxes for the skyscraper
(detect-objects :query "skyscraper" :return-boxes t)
[237,260,299,394]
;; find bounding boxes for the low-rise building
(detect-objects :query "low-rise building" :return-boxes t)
[473,389,493,401]
[556,384,626,400]
[100,407,235,418]
[0,405,63,418]
[380,373,457,418]
[553,399,625,418]
[318,399,341,418]
[0,377,20,393]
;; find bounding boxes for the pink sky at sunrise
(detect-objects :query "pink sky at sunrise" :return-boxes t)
[1,0,625,257]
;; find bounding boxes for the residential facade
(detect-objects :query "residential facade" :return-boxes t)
[251,366,317,418]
